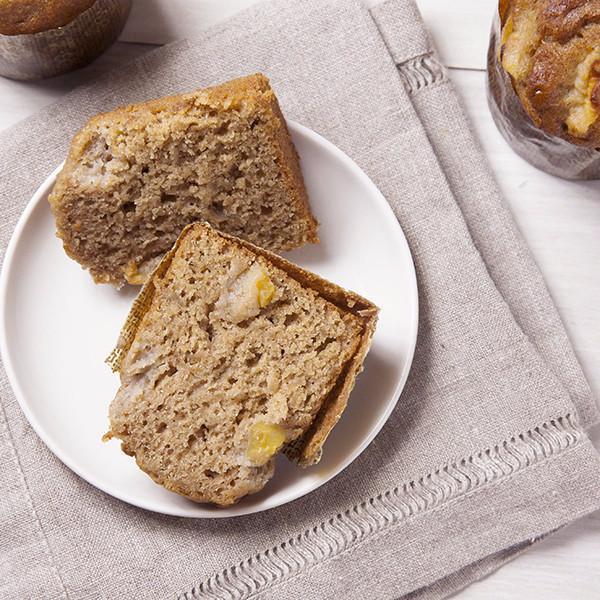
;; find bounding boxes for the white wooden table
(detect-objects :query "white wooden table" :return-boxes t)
[1,1,598,597]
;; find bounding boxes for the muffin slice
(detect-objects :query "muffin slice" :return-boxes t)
[49,73,318,286]
[105,223,377,506]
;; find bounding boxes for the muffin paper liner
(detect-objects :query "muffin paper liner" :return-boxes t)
[0,0,131,81]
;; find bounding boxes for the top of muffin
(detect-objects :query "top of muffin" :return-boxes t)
[500,0,600,147]
[0,0,96,36]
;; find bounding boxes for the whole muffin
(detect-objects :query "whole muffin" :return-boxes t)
[0,0,131,80]
[499,0,600,148]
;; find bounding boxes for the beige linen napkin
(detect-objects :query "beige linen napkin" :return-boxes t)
[1,1,599,598]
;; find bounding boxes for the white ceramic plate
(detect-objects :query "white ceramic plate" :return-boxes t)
[0,122,418,518]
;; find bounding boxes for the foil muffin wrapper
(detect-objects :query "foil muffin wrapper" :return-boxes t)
[0,0,131,81]
[486,9,600,180]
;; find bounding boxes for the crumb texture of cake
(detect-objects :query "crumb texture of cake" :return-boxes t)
[500,0,600,146]
[106,223,377,506]
[49,73,318,286]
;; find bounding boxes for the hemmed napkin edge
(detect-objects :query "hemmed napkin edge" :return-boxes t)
[181,413,599,599]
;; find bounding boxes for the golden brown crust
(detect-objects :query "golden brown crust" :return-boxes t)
[0,0,96,35]
[108,222,378,469]
[499,0,512,22]
[500,0,600,146]
[264,84,319,245]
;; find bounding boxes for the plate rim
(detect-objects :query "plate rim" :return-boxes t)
[0,120,419,518]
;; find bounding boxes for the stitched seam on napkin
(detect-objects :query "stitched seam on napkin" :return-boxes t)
[0,394,69,599]
[243,441,585,600]
[396,53,448,95]
[181,414,581,600]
